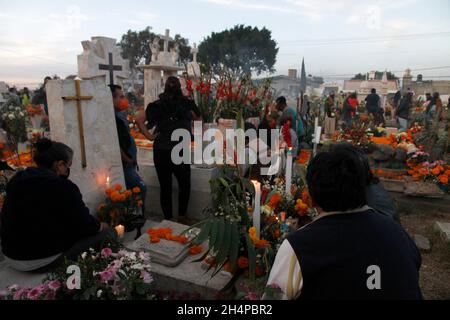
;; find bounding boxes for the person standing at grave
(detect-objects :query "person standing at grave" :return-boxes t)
[324,92,336,137]
[365,89,383,125]
[342,93,358,127]
[110,85,147,217]
[397,92,413,132]
[0,139,115,272]
[276,96,305,138]
[136,77,200,224]
[266,144,422,300]
[21,87,31,106]
[32,76,52,115]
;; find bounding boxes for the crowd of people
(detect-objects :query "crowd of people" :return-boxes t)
[317,88,448,135]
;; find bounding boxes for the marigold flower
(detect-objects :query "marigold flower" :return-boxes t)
[237,257,249,269]
[439,175,449,185]
[432,167,441,176]
[268,193,282,209]
[189,246,203,255]
[132,187,141,194]
[114,184,123,191]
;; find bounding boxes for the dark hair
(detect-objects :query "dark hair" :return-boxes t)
[33,139,74,169]
[160,76,183,103]
[276,96,287,106]
[279,114,293,126]
[371,88,376,94]
[306,143,368,212]
[109,84,122,99]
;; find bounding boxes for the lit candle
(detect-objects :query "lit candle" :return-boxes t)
[115,225,125,238]
[252,180,261,238]
[106,176,110,188]
[286,147,293,196]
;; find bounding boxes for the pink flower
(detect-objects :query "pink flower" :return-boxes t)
[141,271,153,284]
[99,269,117,283]
[101,248,113,258]
[47,280,61,291]
[27,287,43,300]
[13,288,29,301]
[139,252,150,262]
[44,291,56,300]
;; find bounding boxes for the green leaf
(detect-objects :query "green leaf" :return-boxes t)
[228,222,240,273]
[193,219,212,245]
[212,218,225,252]
[215,221,231,266]
[245,234,257,281]
[209,219,219,250]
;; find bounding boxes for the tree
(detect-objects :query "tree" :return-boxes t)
[198,25,279,76]
[352,71,398,81]
[119,27,192,69]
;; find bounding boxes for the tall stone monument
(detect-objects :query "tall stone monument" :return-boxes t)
[139,29,184,107]
[47,78,125,213]
[46,36,129,213]
[78,37,131,86]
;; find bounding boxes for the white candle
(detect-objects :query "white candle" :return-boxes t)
[286,148,293,196]
[252,180,261,238]
[115,225,125,238]
[106,176,110,188]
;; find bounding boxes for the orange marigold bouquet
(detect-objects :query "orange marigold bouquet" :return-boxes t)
[97,184,144,228]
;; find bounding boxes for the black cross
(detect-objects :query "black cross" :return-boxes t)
[99,53,122,85]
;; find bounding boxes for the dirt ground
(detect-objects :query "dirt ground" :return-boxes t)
[400,211,450,300]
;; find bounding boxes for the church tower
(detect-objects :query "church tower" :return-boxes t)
[402,69,413,93]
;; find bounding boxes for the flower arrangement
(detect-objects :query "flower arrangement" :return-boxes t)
[97,184,143,228]
[26,104,44,117]
[1,105,27,144]
[407,155,450,191]
[1,246,155,300]
[185,76,217,123]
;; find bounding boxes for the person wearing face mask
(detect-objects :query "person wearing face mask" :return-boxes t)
[110,85,147,219]
[0,139,115,272]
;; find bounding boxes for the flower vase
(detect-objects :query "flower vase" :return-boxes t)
[30,115,43,129]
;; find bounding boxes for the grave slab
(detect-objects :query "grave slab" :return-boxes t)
[124,220,232,299]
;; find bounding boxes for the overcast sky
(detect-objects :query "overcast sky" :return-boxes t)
[1,0,449,87]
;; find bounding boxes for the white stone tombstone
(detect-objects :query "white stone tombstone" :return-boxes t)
[46,78,125,213]
[187,43,201,79]
[78,37,131,87]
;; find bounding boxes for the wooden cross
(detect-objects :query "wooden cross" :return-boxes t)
[62,80,93,169]
[99,52,123,86]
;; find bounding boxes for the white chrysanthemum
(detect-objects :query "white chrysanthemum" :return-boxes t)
[8,114,15,120]
[97,290,103,298]
[81,252,87,260]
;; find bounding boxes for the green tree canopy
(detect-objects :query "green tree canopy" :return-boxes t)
[119,27,191,69]
[198,25,279,76]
